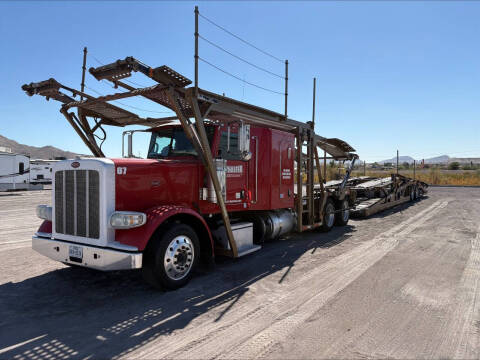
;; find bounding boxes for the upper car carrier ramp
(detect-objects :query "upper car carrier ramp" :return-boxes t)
[89,57,192,87]
[22,55,357,257]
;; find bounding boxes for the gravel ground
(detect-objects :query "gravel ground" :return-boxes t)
[0,187,479,359]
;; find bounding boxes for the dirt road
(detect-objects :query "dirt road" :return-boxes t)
[0,188,479,359]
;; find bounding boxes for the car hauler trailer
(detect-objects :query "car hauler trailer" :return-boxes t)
[22,54,362,289]
[351,174,428,217]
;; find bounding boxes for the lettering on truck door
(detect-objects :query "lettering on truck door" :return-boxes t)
[218,125,250,208]
[279,136,294,208]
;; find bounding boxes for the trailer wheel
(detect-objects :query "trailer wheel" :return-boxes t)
[142,223,200,290]
[415,187,420,200]
[335,199,350,226]
[320,199,336,232]
[410,187,415,202]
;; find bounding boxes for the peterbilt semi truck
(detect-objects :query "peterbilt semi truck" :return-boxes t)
[24,56,357,289]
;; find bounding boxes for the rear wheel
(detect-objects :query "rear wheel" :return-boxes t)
[335,199,350,226]
[320,199,336,232]
[410,187,415,201]
[142,223,199,290]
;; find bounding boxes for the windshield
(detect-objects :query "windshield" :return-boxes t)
[147,127,214,159]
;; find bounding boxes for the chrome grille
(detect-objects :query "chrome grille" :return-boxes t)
[76,170,87,237]
[55,169,100,239]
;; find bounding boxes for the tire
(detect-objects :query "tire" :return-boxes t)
[142,223,200,290]
[410,187,415,202]
[335,198,350,226]
[320,199,336,232]
[415,187,420,200]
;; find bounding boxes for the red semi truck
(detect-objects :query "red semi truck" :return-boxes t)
[24,57,357,289]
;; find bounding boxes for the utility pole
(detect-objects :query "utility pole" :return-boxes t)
[284,60,288,121]
[396,150,399,175]
[309,77,316,223]
[323,150,327,182]
[80,47,87,101]
[312,77,316,126]
[194,6,199,96]
[413,160,416,180]
[364,160,366,176]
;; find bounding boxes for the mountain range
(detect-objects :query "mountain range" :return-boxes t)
[377,155,479,165]
[0,134,81,159]
[1,133,478,164]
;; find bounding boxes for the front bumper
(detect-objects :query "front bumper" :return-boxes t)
[32,236,142,271]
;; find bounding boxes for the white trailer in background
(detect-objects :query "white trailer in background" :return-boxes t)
[0,153,31,191]
[29,159,58,184]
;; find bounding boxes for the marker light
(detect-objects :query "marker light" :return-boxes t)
[36,205,52,221]
[110,211,146,229]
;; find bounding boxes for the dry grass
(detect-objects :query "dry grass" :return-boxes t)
[302,165,480,186]
[350,168,480,186]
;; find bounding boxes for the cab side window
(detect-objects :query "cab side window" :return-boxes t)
[218,129,243,160]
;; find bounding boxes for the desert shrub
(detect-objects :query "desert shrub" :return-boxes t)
[448,162,460,170]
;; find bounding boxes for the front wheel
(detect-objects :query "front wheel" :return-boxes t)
[335,199,350,226]
[142,223,200,290]
[320,199,336,232]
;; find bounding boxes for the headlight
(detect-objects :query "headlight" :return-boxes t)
[110,211,146,229]
[36,205,52,221]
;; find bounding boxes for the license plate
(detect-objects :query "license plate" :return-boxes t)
[69,245,83,259]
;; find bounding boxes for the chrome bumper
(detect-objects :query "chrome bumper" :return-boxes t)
[32,236,142,271]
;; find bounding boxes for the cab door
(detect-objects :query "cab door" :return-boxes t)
[271,130,295,209]
[217,123,251,209]
[248,134,257,204]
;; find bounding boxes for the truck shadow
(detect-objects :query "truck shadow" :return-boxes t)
[0,225,355,359]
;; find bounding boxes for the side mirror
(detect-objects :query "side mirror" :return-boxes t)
[127,133,133,158]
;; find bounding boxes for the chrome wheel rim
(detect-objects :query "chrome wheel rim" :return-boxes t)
[342,200,349,222]
[164,235,194,281]
[326,204,335,227]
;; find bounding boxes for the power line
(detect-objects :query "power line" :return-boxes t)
[90,54,105,66]
[125,79,150,88]
[84,85,104,96]
[199,35,284,79]
[199,57,285,95]
[84,85,173,114]
[199,12,284,63]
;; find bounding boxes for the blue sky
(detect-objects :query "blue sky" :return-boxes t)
[1,1,479,161]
